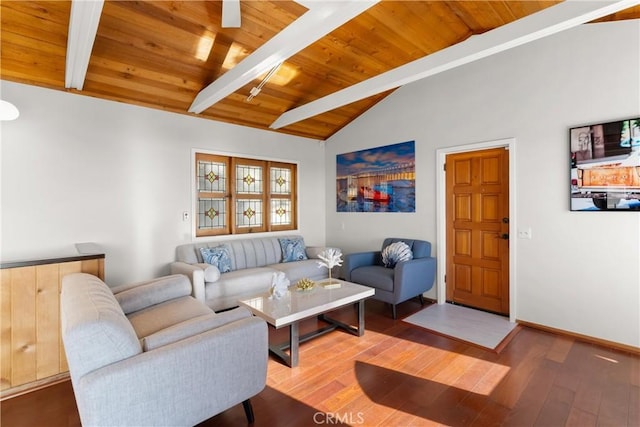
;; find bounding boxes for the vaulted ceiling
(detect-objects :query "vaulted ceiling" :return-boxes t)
[2,1,639,140]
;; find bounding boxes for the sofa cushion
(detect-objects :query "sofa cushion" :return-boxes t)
[271,259,327,284]
[228,238,282,269]
[115,274,192,314]
[61,274,142,378]
[279,237,308,262]
[142,307,252,351]
[204,267,277,310]
[127,296,213,338]
[200,245,232,273]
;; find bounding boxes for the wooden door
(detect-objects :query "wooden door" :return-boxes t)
[445,147,509,315]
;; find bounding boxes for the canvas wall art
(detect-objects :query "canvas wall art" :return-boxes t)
[570,117,640,211]
[336,140,415,213]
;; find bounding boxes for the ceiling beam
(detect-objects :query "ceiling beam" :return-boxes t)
[188,0,379,115]
[65,0,104,90]
[271,0,640,130]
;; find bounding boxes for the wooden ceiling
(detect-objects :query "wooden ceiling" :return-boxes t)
[2,1,639,140]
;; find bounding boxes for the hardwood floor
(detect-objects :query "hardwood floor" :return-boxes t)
[2,299,638,426]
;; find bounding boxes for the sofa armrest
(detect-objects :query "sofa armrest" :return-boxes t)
[74,316,268,427]
[170,261,219,302]
[305,246,341,259]
[113,274,192,315]
[141,307,252,351]
[342,251,381,280]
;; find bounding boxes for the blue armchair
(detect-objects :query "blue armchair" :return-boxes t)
[343,238,436,319]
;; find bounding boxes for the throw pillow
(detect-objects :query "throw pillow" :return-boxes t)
[382,241,413,268]
[199,245,232,273]
[279,237,308,263]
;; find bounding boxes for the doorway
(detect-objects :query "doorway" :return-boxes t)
[445,147,509,314]
[436,139,516,321]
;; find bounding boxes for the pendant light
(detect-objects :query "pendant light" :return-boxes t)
[0,100,19,121]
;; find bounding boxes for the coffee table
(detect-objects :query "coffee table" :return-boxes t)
[238,279,374,367]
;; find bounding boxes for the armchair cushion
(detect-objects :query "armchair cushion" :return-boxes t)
[114,274,192,315]
[142,307,252,351]
[351,265,394,292]
[127,296,213,338]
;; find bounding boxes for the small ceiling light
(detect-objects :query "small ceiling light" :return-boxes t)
[0,100,19,121]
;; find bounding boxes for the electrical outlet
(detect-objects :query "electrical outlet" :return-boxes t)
[182,211,190,222]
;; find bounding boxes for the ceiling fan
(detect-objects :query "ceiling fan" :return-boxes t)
[221,0,241,28]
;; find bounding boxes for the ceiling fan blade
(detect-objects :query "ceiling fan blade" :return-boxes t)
[221,0,241,28]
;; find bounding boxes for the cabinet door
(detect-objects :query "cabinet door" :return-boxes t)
[1,258,104,395]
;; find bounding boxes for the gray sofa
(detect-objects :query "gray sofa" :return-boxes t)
[172,235,336,311]
[61,273,268,426]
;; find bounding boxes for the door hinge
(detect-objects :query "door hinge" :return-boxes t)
[443,163,446,171]
[444,274,447,283]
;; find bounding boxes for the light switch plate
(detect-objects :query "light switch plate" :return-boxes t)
[517,227,532,239]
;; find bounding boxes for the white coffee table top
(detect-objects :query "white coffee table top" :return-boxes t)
[238,279,374,328]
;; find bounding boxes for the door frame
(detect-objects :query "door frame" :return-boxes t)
[436,138,517,323]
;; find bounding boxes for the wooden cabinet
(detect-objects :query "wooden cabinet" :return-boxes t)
[0,254,104,398]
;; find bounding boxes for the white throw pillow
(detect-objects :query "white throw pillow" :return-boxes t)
[382,241,413,268]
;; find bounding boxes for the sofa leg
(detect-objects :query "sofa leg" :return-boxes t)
[418,294,425,306]
[391,304,397,320]
[242,399,255,424]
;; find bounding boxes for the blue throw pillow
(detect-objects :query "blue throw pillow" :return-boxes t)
[200,245,232,273]
[382,241,413,268]
[279,237,308,263]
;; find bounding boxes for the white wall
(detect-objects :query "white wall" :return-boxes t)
[1,82,327,285]
[325,20,640,347]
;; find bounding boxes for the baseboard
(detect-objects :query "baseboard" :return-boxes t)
[0,373,70,401]
[517,319,640,356]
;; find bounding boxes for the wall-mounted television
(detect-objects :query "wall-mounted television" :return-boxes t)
[570,117,640,211]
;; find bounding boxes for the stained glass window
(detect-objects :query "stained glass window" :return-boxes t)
[196,153,230,236]
[271,199,291,226]
[198,160,226,192]
[236,164,262,194]
[268,163,296,230]
[236,200,263,228]
[195,153,297,236]
[270,167,291,194]
[198,198,227,230]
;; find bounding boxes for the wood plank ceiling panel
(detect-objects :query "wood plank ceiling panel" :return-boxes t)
[1,1,639,140]
[1,1,69,87]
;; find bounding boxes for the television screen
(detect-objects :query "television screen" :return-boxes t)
[570,117,640,211]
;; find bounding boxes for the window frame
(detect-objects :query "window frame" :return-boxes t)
[193,150,298,238]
